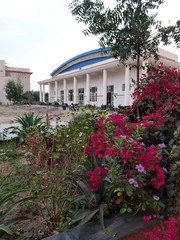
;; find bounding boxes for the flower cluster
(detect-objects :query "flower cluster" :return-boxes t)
[144,217,178,240]
[87,166,108,192]
[130,64,180,127]
[85,113,165,212]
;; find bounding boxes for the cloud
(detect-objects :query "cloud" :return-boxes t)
[0,0,179,92]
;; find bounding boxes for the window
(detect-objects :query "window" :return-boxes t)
[107,85,114,93]
[78,88,84,104]
[68,89,74,101]
[60,90,64,103]
[122,84,125,91]
[90,87,97,102]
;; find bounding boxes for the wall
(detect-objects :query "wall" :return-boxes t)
[0,60,32,104]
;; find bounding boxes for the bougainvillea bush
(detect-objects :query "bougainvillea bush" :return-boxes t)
[128,64,180,146]
[81,110,179,238]
[79,64,180,239]
[83,113,166,214]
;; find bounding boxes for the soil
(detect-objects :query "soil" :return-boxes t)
[0,104,76,239]
[0,104,73,124]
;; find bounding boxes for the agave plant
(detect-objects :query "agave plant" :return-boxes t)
[6,112,47,140]
[0,173,32,238]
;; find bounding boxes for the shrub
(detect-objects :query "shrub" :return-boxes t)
[127,64,180,146]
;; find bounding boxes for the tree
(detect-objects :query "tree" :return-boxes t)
[69,0,179,90]
[22,91,40,104]
[5,80,24,104]
[159,20,180,48]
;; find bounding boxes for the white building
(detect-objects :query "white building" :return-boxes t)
[38,48,180,108]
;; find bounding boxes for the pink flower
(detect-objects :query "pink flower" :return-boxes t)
[135,164,146,173]
[158,143,166,148]
[153,195,160,201]
[128,178,135,184]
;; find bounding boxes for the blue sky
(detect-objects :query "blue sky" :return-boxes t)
[0,0,179,91]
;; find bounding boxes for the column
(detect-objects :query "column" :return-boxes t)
[55,81,58,101]
[42,84,45,102]
[48,83,51,103]
[73,77,77,104]
[86,74,90,104]
[103,69,107,105]
[124,65,130,106]
[39,84,43,102]
[63,79,67,104]
[142,60,148,76]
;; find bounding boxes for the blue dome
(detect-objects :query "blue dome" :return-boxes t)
[51,47,112,76]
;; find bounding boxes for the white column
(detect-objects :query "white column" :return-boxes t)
[48,83,51,102]
[103,69,107,105]
[73,77,77,104]
[124,65,130,106]
[39,84,43,102]
[42,84,45,102]
[86,74,90,104]
[142,60,148,76]
[63,79,67,104]
[55,81,58,101]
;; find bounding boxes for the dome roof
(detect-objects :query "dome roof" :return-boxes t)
[51,47,112,77]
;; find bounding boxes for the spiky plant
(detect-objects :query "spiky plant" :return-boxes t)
[7,112,47,140]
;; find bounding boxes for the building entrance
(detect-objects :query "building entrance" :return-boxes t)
[107,85,114,105]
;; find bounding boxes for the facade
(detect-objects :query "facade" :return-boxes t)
[38,48,180,108]
[0,60,32,104]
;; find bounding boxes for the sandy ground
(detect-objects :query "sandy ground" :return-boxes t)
[0,104,73,124]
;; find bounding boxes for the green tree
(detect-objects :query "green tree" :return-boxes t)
[23,91,35,104]
[5,80,24,104]
[69,0,179,90]
[159,20,180,48]
[32,91,40,102]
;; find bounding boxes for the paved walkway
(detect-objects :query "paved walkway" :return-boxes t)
[0,123,20,140]
[0,121,67,141]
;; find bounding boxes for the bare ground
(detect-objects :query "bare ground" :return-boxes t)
[0,104,77,239]
[0,104,73,124]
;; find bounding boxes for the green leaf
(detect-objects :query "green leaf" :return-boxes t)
[78,209,99,226]
[5,216,29,226]
[120,207,127,214]
[126,189,133,197]
[77,181,91,200]
[0,224,13,235]
[127,207,133,213]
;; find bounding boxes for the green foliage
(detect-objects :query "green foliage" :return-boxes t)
[5,80,24,104]
[0,173,31,238]
[7,112,47,141]
[29,167,74,232]
[159,20,180,48]
[69,0,179,91]
[22,91,40,104]
[21,109,108,231]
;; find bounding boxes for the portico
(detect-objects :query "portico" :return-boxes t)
[38,48,180,108]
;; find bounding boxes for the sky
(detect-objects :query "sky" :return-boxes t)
[0,0,180,91]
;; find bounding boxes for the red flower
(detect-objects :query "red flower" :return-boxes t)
[116,199,121,205]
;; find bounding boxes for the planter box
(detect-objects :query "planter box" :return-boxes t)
[43,213,161,240]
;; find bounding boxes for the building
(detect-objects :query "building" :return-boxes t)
[0,60,32,104]
[38,48,180,108]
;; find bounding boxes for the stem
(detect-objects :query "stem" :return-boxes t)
[136,48,140,119]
